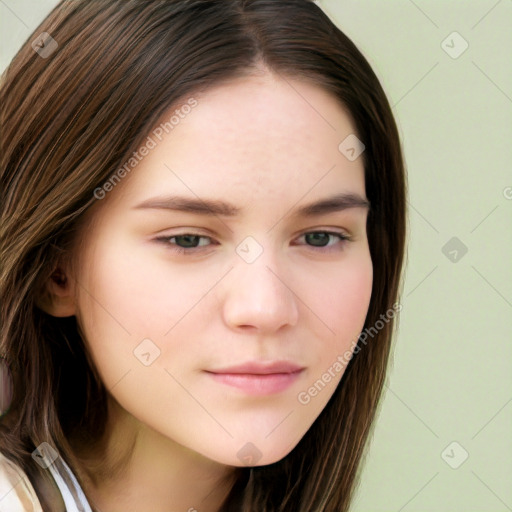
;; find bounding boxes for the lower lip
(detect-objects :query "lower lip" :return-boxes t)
[206,370,304,396]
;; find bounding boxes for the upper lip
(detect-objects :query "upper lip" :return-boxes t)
[206,361,304,375]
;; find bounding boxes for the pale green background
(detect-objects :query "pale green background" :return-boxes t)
[1,1,511,511]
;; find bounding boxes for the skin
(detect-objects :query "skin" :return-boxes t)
[40,69,373,512]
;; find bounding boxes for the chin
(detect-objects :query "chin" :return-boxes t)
[223,434,303,469]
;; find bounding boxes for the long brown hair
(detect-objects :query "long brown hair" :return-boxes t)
[0,1,407,510]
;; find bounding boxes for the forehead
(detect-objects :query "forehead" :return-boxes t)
[104,72,365,213]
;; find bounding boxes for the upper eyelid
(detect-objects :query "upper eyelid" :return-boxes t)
[159,228,352,239]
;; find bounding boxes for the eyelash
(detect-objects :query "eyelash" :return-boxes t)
[155,230,352,255]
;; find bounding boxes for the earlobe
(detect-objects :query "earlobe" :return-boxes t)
[35,268,77,318]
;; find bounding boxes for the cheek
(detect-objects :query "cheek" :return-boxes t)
[73,234,217,387]
[314,254,373,349]
[76,236,174,337]
[291,255,372,429]
[73,235,163,383]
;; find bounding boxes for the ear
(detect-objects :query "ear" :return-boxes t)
[35,266,77,317]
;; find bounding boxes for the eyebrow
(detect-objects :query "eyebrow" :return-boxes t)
[133,192,370,217]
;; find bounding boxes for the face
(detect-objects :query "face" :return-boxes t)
[70,71,372,467]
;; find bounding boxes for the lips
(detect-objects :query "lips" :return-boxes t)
[207,361,304,375]
[204,361,305,395]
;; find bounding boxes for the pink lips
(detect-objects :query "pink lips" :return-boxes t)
[205,361,305,396]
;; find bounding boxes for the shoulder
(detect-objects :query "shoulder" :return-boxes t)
[0,452,43,512]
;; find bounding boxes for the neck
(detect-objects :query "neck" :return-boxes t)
[73,397,239,512]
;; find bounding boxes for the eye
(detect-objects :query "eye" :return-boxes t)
[155,230,351,255]
[295,231,351,252]
[156,234,213,255]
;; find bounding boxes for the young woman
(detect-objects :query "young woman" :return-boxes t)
[0,1,407,510]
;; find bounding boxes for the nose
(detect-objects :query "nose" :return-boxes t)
[222,249,299,333]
